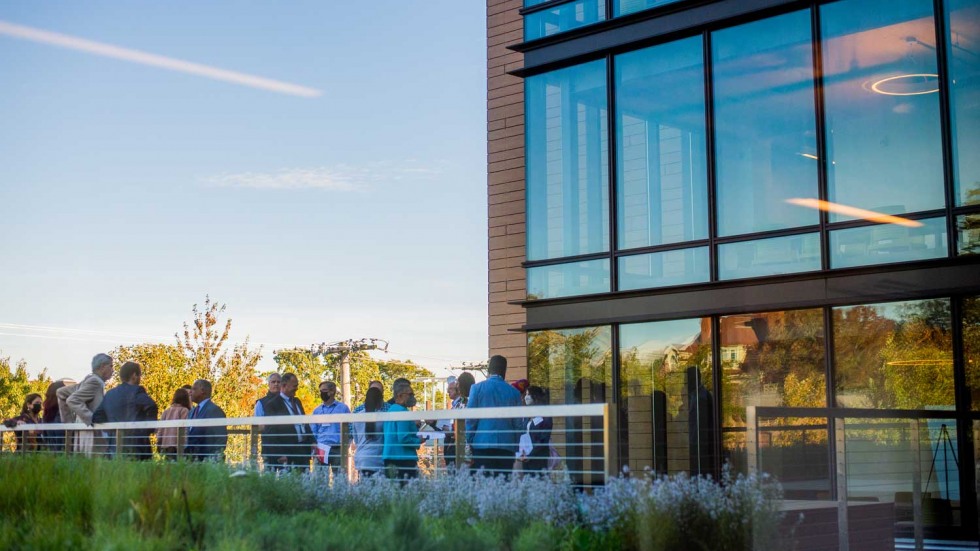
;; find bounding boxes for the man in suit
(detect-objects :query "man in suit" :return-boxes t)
[92,361,158,460]
[185,379,228,461]
[261,372,313,472]
[58,353,115,456]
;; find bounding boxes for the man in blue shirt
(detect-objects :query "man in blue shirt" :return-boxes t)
[185,379,228,461]
[465,355,523,476]
[382,379,425,479]
[92,361,158,460]
[311,380,351,476]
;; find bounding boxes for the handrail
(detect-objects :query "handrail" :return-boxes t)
[0,404,607,433]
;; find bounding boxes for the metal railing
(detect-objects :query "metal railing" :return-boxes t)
[1,404,611,484]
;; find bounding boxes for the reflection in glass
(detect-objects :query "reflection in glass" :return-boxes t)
[833,299,953,409]
[712,10,819,236]
[618,247,709,291]
[525,0,606,41]
[829,216,947,268]
[528,326,612,485]
[718,233,820,280]
[615,1,684,21]
[527,259,610,300]
[821,0,945,220]
[956,214,980,255]
[619,318,714,475]
[616,37,707,249]
[844,418,960,534]
[526,60,609,261]
[720,309,827,491]
[964,297,980,410]
[946,0,980,206]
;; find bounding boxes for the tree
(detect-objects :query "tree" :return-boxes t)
[112,343,189,413]
[177,295,232,384]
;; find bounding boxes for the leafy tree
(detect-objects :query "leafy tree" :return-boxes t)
[112,343,188,413]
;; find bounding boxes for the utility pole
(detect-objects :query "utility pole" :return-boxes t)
[310,338,388,404]
[450,361,489,378]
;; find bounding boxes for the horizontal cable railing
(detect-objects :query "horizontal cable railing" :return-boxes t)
[1,404,610,484]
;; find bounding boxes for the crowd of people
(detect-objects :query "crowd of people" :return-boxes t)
[2,353,556,480]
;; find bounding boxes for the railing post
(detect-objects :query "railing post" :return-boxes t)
[746,406,758,475]
[603,403,614,481]
[835,417,848,551]
[115,428,124,459]
[340,421,350,482]
[454,417,465,467]
[177,427,186,461]
[65,430,72,456]
[249,425,258,468]
[911,419,923,551]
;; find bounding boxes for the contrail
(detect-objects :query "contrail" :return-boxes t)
[0,20,322,98]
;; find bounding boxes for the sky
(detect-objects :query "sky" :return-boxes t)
[0,1,489,381]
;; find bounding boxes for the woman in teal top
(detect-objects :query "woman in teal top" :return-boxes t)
[382,380,424,479]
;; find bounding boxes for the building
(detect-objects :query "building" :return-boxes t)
[488,0,980,541]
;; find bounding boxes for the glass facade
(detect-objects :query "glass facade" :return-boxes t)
[517,0,980,540]
[524,0,607,41]
[618,246,708,291]
[945,0,980,206]
[616,37,707,250]
[712,11,819,236]
[821,0,945,221]
[619,318,713,474]
[526,60,609,262]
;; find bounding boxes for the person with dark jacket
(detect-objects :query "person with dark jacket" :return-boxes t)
[522,386,553,473]
[261,373,313,472]
[41,380,70,451]
[3,393,43,452]
[92,361,158,460]
[185,379,228,461]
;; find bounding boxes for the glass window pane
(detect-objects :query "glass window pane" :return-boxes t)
[718,233,820,280]
[526,60,609,261]
[527,259,610,300]
[525,0,607,41]
[619,318,714,475]
[844,418,960,533]
[615,0,684,19]
[964,297,980,410]
[829,216,947,268]
[947,0,980,206]
[528,326,612,486]
[720,309,828,491]
[618,247,709,291]
[821,0,945,220]
[956,214,980,255]
[712,10,820,236]
[833,299,954,409]
[616,37,708,249]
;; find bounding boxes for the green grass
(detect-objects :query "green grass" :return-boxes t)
[0,455,600,551]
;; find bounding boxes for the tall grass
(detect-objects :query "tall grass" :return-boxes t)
[0,455,785,550]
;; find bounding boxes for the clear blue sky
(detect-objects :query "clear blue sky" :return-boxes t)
[0,1,489,380]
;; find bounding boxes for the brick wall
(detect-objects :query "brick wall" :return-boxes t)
[487,0,527,378]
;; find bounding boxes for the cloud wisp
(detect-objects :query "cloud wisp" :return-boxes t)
[203,161,448,191]
[0,20,322,98]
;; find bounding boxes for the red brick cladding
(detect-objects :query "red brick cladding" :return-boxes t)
[487,0,527,378]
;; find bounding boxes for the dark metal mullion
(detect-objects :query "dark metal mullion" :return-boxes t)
[607,53,619,292]
[933,0,958,259]
[524,251,609,268]
[714,224,822,245]
[951,296,978,536]
[823,305,838,499]
[823,208,949,231]
[614,239,712,258]
[811,4,831,272]
[520,0,584,17]
[610,323,624,472]
[703,31,718,282]
[710,315,723,478]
